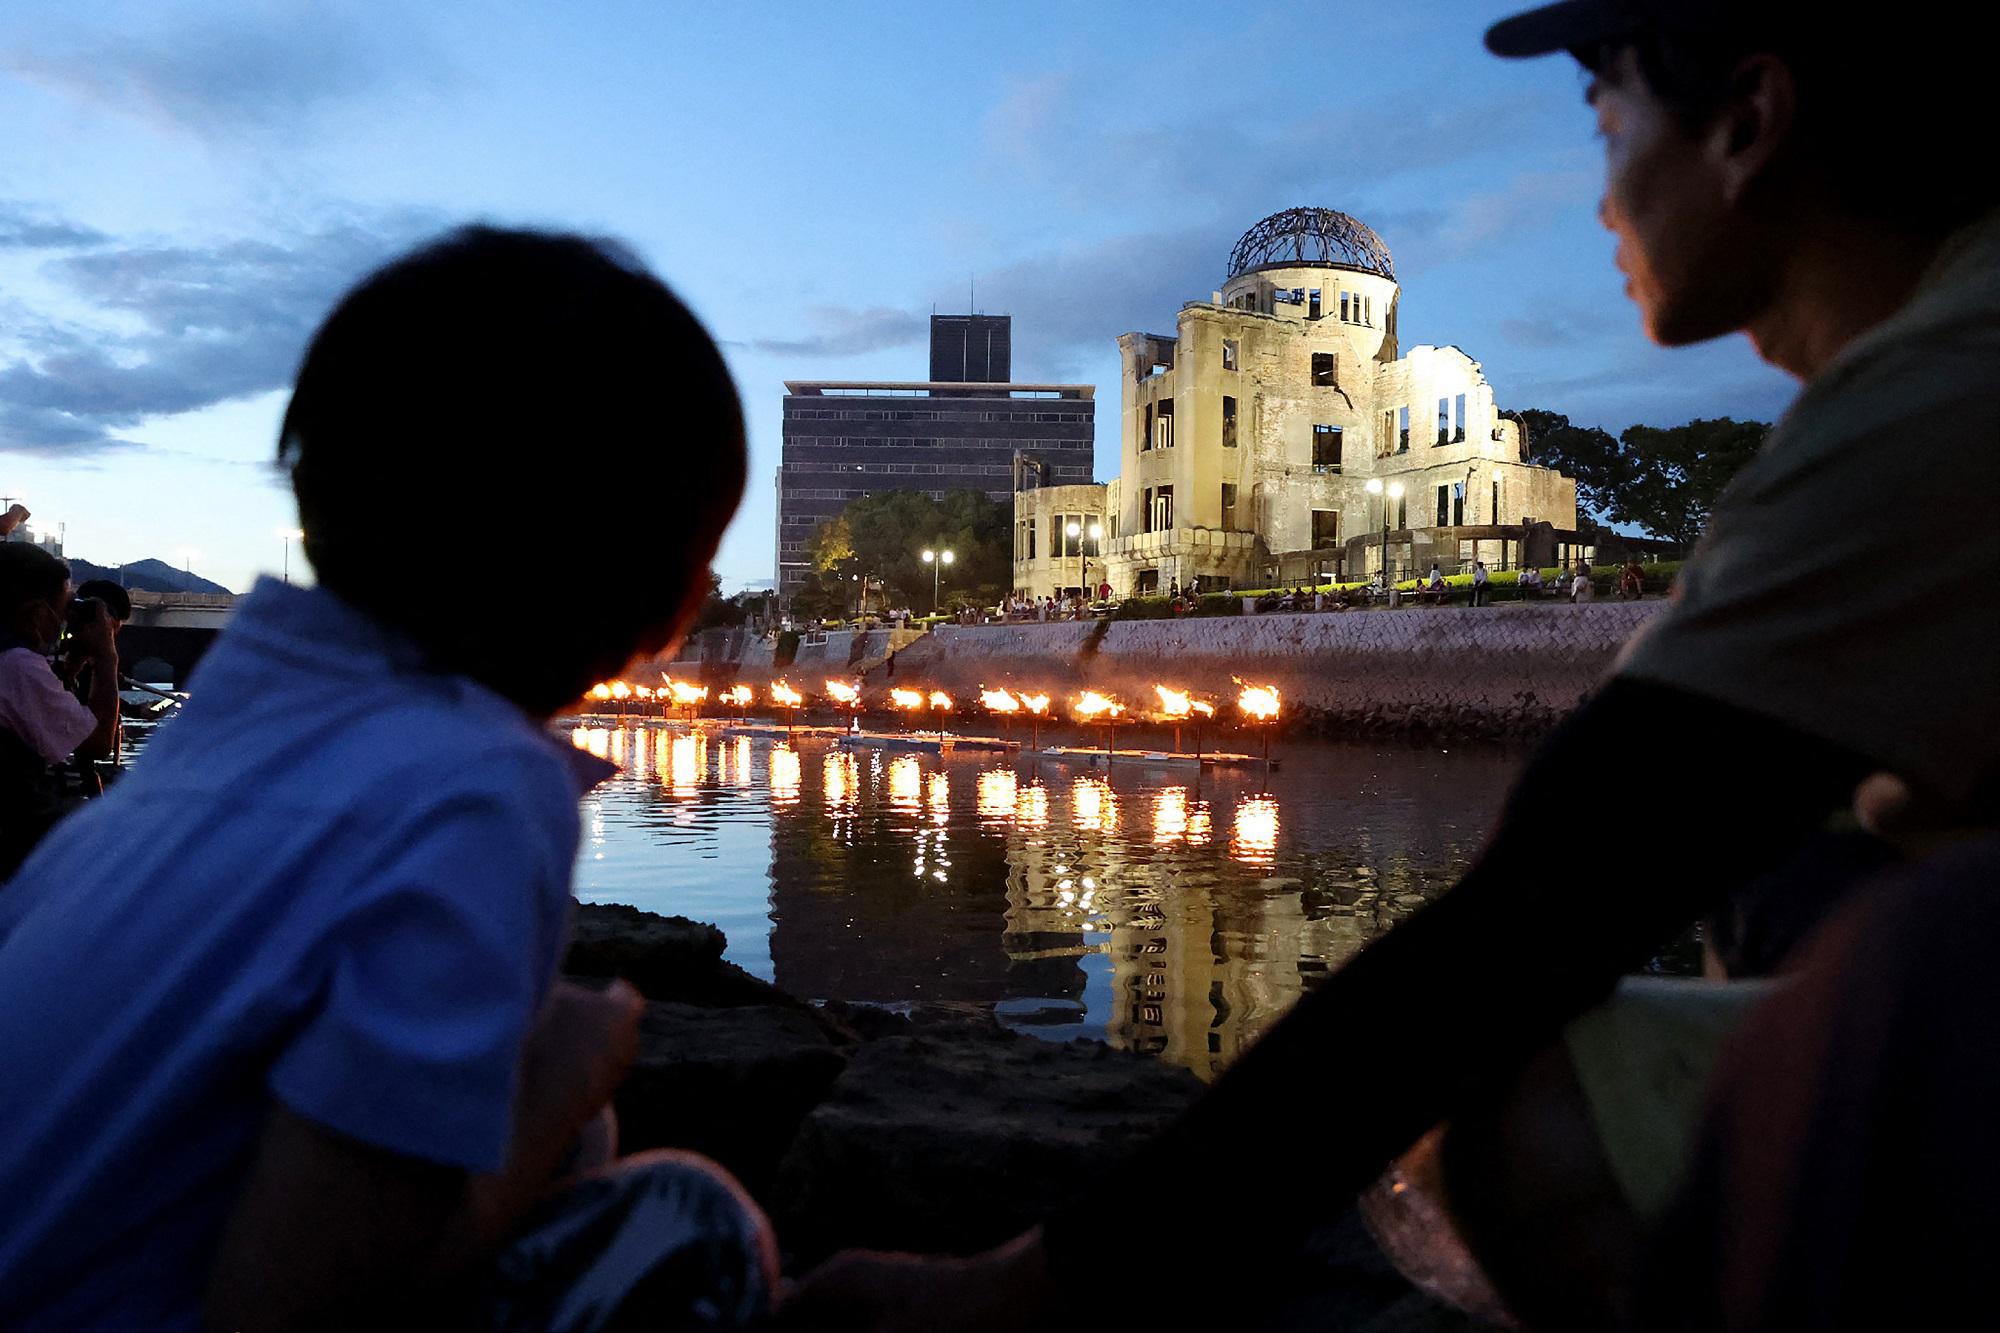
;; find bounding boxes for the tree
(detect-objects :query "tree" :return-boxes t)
[1608,418,1766,546]
[835,488,1011,610]
[1503,408,1767,545]
[806,514,854,573]
[1505,408,1627,516]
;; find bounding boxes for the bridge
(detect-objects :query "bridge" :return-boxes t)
[117,591,235,686]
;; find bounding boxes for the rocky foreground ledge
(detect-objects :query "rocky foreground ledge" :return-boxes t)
[567,903,1496,1330]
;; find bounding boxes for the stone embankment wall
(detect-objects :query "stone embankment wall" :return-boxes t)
[667,603,1665,739]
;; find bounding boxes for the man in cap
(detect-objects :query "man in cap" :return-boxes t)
[780,3,2000,1327]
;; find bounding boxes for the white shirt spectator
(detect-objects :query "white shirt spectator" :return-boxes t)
[0,647,95,764]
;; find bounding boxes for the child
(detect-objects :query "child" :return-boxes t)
[0,229,768,1331]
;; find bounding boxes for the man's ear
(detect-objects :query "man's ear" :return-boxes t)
[1710,52,1798,208]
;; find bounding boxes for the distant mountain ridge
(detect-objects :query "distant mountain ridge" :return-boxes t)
[65,557,233,596]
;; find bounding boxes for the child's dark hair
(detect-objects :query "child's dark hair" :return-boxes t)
[279,226,746,713]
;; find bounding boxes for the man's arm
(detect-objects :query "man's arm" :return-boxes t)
[64,604,118,761]
[204,979,642,1332]
[778,676,1877,1330]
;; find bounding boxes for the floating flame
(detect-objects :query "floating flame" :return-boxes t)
[589,683,613,701]
[609,680,632,701]
[721,685,753,708]
[633,684,654,700]
[825,679,861,706]
[1192,700,1216,718]
[1020,692,1051,716]
[980,688,1021,714]
[1154,685,1192,718]
[927,690,954,711]
[771,680,804,708]
[1236,682,1281,721]
[889,688,926,711]
[666,679,709,706]
[1072,690,1123,721]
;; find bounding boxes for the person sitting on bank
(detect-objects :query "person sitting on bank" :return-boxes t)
[776,3,2000,1328]
[0,546,120,877]
[0,229,774,1332]
[1519,565,1545,598]
[1619,557,1646,599]
[1570,559,1595,603]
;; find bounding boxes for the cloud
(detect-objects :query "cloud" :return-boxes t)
[0,211,441,456]
[0,202,108,250]
[744,306,929,358]
[4,4,446,141]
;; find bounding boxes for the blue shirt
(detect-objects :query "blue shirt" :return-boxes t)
[0,579,610,1332]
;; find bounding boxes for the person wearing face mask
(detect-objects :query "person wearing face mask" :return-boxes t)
[0,543,118,878]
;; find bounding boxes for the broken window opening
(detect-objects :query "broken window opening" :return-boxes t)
[1455,393,1468,443]
[1312,424,1342,472]
[1222,339,1238,371]
[1155,398,1175,449]
[1397,406,1410,453]
[1312,509,1340,548]
[1310,352,1336,387]
[1222,395,1238,448]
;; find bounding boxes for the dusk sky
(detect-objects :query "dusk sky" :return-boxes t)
[0,0,1796,595]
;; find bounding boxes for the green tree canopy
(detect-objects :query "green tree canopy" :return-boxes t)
[1504,409,1767,546]
[796,488,1011,613]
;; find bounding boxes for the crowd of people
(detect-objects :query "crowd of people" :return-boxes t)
[0,3,1996,1329]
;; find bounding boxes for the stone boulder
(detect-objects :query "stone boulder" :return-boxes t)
[566,903,794,1009]
[773,1028,1203,1261]
[614,1001,849,1201]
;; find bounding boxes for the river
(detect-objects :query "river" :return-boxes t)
[569,721,1521,1081]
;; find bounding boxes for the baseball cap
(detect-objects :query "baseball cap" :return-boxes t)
[1484,1,1745,58]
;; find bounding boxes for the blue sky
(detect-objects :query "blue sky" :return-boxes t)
[0,0,1796,594]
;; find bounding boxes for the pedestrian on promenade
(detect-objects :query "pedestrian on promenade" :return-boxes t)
[1570,559,1594,603]
[778,4,2000,1329]
[0,228,774,1332]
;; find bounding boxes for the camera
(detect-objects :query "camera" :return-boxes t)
[66,595,104,634]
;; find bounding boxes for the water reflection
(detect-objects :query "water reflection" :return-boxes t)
[571,722,1515,1081]
[1231,795,1280,867]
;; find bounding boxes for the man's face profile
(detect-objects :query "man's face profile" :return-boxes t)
[1589,46,1753,349]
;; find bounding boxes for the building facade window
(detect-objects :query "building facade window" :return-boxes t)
[1141,402,1153,452]
[1222,395,1238,448]
[1437,397,1452,446]
[1155,398,1175,449]
[1308,289,1322,320]
[1312,509,1340,548]
[1437,483,1451,526]
[1148,485,1174,532]
[1311,352,1336,387]
[1491,478,1501,523]
[1455,393,1468,442]
[1222,339,1238,371]
[1221,482,1238,530]
[1312,424,1342,471]
[1397,406,1410,453]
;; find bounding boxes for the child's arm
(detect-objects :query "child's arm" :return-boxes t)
[204,979,643,1332]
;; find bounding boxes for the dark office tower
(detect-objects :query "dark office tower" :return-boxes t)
[929,314,1011,383]
[776,368,1094,601]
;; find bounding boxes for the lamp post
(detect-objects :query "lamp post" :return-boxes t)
[1364,479,1405,584]
[279,528,304,585]
[1087,521,1103,599]
[921,547,954,613]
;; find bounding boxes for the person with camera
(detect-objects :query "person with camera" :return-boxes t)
[0,545,119,877]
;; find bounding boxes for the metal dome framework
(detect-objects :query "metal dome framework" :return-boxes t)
[1226,207,1396,283]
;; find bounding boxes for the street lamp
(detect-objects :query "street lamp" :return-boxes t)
[279,528,304,585]
[921,547,954,613]
[1088,521,1104,598]
[1364,479,1405,583]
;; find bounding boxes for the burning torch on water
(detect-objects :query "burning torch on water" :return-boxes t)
[770,680,804,736]
[1072,690,1124,766]
[1154,685,1217,758]
[825,679,862,732]
[1235,680,1281,780]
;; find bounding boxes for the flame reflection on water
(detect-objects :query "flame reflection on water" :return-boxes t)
[567,721,1509,1086]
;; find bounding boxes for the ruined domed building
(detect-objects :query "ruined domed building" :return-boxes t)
[1012,208,1582,597]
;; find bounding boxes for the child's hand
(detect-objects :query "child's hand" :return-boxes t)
[520,978,645,1135]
